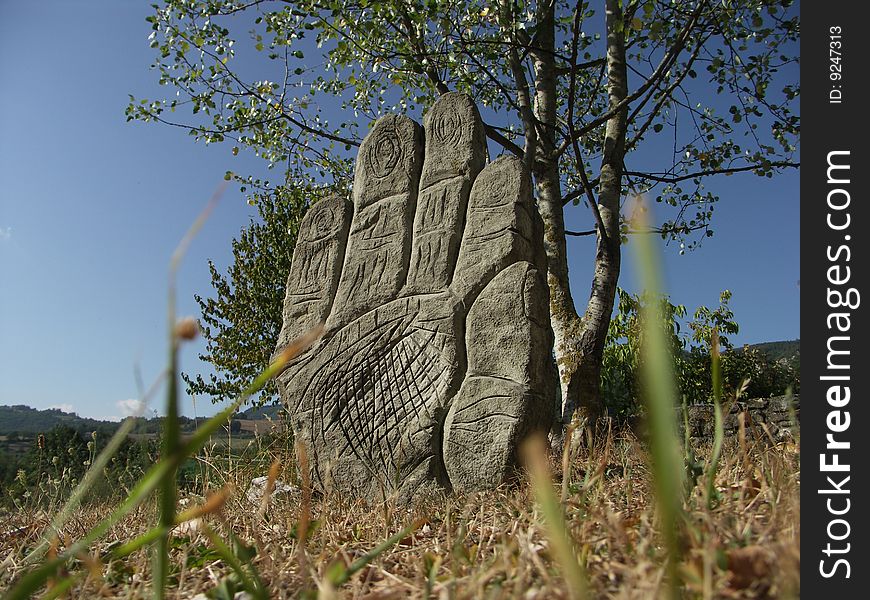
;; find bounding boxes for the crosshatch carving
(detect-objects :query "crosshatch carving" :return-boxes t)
[274,93,558,500]
[310,327,446,476]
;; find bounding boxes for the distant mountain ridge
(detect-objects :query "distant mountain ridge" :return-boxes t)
[240,403,284,420]
[742,339,799,361]
[0,405,117,436]
[0,403,285,436]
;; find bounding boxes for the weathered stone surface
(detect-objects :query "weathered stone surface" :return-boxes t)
[451,156,546,301]
[405,92,486,294]
[279,293,461,499]
[328,114,423,328]
[275,94,558,500]
[443,262,557,491]
[275,195,352,353]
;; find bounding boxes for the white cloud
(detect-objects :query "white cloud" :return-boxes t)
[48,403,75,414]
[0,227,11,241]
[116,398,145,417]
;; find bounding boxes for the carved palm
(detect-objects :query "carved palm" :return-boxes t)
[274,93,558,500]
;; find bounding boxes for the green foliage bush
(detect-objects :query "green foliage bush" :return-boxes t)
[601,289,799,417]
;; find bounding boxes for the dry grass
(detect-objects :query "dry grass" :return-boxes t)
[1,423,799,599]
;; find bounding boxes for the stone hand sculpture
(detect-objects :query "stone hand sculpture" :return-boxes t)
[274,93,558,500]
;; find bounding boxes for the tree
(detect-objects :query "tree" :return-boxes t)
[182,184,319,404]
[130,0,799,423]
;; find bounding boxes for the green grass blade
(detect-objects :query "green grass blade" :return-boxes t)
[38,574,78,600]
[327,520,422,588]
[154,331,179,599]
[523,435,589,599]
[784,386,798,444]
[180,327,322,457]
[22,414,142,566]
[154,187,222,600]
[706,330,724,509]
[201,523,265,599]
[4,326,320,600]
[3,558,67,600]
[631,200,685,599]
[110,525,171,560]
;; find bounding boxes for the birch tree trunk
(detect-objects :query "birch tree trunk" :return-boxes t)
[529,0,585,427]
[570,0,629,423]
[533,0,629,429]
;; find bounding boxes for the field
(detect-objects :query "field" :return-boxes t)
[0,422,799,599]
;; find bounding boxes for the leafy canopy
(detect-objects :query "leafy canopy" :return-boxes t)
[129,0,799,244]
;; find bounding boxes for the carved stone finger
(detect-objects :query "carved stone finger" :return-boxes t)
[443,261,558,491]
[327,115,423,328]
[274,195,352,357]
[450,156,547,302]
[405,92,486,294]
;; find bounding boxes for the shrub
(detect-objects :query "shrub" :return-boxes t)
[601,289,798,417]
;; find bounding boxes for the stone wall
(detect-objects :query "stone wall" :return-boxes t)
[678,395,799,443]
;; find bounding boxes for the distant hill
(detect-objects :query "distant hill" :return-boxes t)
[743,339,800,361]
[0,405,118,436]
[240,403,285,420]
[0,403,282,436]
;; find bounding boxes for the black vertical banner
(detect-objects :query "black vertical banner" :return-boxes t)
[802,1,869,596]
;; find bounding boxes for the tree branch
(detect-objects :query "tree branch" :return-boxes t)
[554,0,707,158]
[566,224,709,237]
[170,27,361,148]
[484,123,525,158]
[497,0,539,170]
[566,0,607,243]
[554,57,606,75]
[625,31,712,151]
[624,161,799,184]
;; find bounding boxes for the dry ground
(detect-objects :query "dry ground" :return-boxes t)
[0,425,799,599]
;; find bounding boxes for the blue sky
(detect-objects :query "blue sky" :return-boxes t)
[0,1,799,421]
